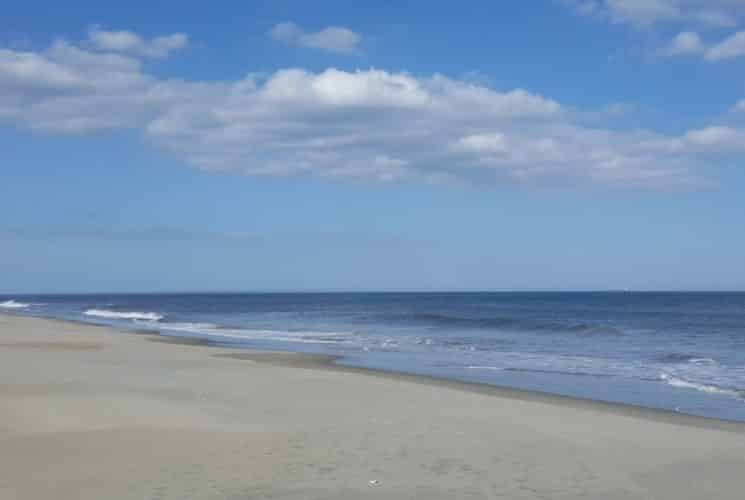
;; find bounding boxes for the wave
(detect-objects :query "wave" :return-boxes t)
[0,300,31,309]
[157,321,351,345]
[689,358,717,365]
[504,367,614,378]
[403,313,625,336]
[83,309,164,322]
[656,353,698,363]
[157,321,218,333]
[659,373,743,398]
[655,353,718,366]
[467,365,613,378]
[411,313,518,328]
[417,335,514,351]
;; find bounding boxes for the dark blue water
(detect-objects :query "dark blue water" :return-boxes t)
[3,292,745,421]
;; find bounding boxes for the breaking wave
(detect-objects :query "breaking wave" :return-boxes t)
[394,313,624,336]
[84,309,164,322]
[655,353,717,365]
[158,321,352,345]
[467,365,613,378]
[0,300,31,309]
[659,373,743,399]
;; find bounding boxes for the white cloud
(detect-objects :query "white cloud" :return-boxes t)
[607,0,680,25]
[660,31,705,55]
[684,126,744,148]
[565,0,743,27]
[87,26,188,58]
[640,126,745,153]
[0,29,741,189]
[733,99,745,112]
[659,29,745,61]
[569,2,745,62]
[453,133,509,154]
[706,30,745,60]
[270,22,361,54]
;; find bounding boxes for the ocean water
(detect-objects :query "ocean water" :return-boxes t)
[2,292,745,421]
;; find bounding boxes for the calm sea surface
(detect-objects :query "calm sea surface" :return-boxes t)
[3,292,745,421]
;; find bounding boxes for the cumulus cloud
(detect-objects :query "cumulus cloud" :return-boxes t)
[87,26,188,58]
[0,29,742,189]
[270,22,361,54]
[565,0,744,27]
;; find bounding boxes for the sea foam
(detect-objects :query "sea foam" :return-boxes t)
[660,373,742,398]
[83,309,164,322]
[0,300,31,309]
[158,321,351,344]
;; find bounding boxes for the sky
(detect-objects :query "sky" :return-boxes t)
[1,0,745,293]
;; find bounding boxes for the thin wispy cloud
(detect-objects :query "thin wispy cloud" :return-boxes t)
[659,30,745,61]
[1,27,743,189]
[87,25,188,58]
[564,0,745,28]
[1,226,260,244]
[659,31,705,56]
[706,30,745,60]
[270,22,361,54]
[566,2,745,63]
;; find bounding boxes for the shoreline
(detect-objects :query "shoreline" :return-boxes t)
[6,311,745,431]
[3,312,745,499]
[219,351,745,432]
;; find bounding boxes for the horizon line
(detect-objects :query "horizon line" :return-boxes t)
[3,289,745,296]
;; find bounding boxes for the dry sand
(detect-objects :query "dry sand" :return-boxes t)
[1,313,744,499]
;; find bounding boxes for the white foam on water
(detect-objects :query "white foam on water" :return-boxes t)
[157,322,219,333]
[464,351,637,378]
[0,300,31,309]
[84,309,164,322]
[158,321,352,345]
[689,358,717,365]
[659,373,742,398]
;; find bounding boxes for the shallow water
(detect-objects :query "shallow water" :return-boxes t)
[3,291,745,421]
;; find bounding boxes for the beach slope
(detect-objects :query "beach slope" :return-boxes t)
[1,314,744,499]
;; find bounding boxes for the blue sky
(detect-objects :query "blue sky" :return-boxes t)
[1,0,745,293]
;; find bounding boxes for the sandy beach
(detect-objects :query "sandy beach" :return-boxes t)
[1,314,744,499]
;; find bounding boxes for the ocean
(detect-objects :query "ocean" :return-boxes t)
[2,292,745,421]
